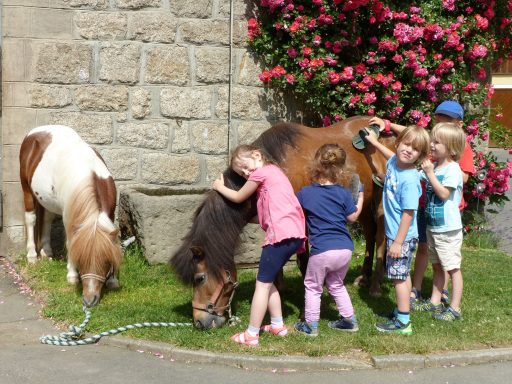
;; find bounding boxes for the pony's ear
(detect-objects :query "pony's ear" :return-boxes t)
[190,246,204,261]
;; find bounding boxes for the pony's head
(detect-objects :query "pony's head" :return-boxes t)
[170,169,253,329]
[66,180,122,307]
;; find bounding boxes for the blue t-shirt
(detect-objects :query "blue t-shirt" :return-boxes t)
[296,183,357,255]
[383,155,421,241]
[421,161,463,232]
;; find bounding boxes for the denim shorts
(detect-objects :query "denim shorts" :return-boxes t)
[417,207,427,244]
[257,238,303,283]
[385,238,418,281]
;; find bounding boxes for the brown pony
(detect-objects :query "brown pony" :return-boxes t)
[19,125,122,307]
[170,116,395,329]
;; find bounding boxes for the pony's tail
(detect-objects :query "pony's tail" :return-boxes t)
[65,179,122,273]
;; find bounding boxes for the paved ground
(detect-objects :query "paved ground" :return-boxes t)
[485,148,512,254]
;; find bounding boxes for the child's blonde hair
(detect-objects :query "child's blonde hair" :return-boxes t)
[230,144,273,168]
[309,143,346,184]
[431,122,466,161]
[396,125,431,164]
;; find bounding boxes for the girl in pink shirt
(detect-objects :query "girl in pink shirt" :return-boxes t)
[213,144,306,346]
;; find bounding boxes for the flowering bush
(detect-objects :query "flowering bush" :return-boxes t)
[248,0,511,207]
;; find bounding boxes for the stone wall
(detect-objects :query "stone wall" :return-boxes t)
[0,1,298,258]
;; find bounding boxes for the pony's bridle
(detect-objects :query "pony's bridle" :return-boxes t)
[81,266,113,284]
[192,270,239,318]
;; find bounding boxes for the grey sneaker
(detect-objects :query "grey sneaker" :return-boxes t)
[409,287,422,306]
[411,299,444,313]
[375,318,413,335]
[294,321,318,337]
[328,317,359,332]
[432,306,461,321]
[441,289,451,307]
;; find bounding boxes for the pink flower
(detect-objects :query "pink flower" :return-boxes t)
[362,92,377,105]
[285,74,295,84]
[475,14,489,30]
[302,47,312,57]
[287,48,297,58]
[328,71,341,84]
[259,70,272,83]
[442,0,455,11]
[271,65,286,77]
[312,35,322,46]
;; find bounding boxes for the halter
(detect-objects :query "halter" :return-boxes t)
[80,266,113,284]
[192,270,239,318]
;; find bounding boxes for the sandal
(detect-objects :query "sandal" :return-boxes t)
[260,324,288,337]
[230,331,259,347]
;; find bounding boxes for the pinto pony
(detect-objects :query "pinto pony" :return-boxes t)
[170,116,395,329]
[19,125,122,307]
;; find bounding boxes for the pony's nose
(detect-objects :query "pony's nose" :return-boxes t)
[83,294,100,308]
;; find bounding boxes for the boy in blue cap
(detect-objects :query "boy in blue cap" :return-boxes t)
[369,100,475,314]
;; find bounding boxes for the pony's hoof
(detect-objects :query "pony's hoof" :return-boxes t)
[67,275,79,285]
[353,275,367,287]
[106,278,120,290]
[26,256,38,264]
[40,249,53,259]
[370,286,382,298]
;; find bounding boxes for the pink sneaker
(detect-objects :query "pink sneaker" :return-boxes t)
[260,324,288,337]
[230,331,259,347]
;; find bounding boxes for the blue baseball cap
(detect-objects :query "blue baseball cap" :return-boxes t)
[434,100,464,120]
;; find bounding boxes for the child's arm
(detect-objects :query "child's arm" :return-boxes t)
[388,209,414,258]
[364,128,395,160]
[421,159,452,201]
[369,117,406,135]
[347,191,364,222]
[212,174,259,203]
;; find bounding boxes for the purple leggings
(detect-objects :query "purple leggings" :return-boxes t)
[304,249,354,322]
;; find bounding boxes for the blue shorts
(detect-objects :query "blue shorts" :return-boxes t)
[385,238,418,281]
[417,207,427,243]
[257,238,303,283]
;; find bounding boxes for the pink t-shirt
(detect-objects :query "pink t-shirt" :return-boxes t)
[248,164,306,247]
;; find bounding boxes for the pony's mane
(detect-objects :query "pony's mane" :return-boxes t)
[253,122,303,164]
[170,169,250,284]
[65,177,122,274]
[170,124,305,285]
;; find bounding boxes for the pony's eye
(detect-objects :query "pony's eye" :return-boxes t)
[194,274,206,285]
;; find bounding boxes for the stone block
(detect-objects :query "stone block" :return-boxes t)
[32,42,92,84]
[195,48,230,84]
[99,43,141,84]
[145,46,190,85]
[52,0,108,9]
[44,112,113,144]
[190,121,228,154]
[2,107,38,145]
[31,8,74,39]
[115,0,161,9]
[141,153,200,184]
[2,145,22,183]
[170,120,191,153]
[216,86,263,120]
[160,87,212,119]
[29,84,72,108]
[98,148,139,181]
[118,186,264,265]
[180,20,230,46]
[74,12,127,40]
[237,121,272,145]
[117,121,169,149]
[75,85,129,111]
[171,0,212,18]
[128,12,177,43]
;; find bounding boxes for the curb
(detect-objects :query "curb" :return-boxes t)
[100,334,512,372]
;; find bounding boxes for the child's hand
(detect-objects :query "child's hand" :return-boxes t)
[368,117,385,132]
[212,174,224,191]
[421,158,434,174]
[389,241,402,259]
[364,127,379,143]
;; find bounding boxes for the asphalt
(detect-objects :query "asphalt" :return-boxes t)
[1,256,512,374]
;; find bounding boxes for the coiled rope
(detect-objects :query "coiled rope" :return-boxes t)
[39,236,239,346]
[39,306,193,346]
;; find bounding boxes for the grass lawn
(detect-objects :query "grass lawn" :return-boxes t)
[18,236,512,358]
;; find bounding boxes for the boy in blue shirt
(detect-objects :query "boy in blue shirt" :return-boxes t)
[365,125,430,334]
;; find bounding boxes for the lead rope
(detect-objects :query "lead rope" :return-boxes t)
[40,237,196,346]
